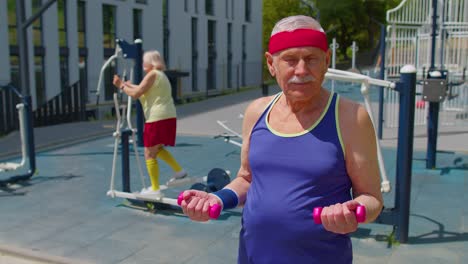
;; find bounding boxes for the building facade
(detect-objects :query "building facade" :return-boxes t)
[1,0,263,109]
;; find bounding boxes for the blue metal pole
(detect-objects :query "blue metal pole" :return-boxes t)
[121,129,131,192]
[394,65,417,243]
[378,24,387,140]
[134,40,145,147]
[426,0,440,169]
[426,102,440,169]
[24,95,36,179]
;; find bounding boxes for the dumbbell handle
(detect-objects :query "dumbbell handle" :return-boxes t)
[313,205,366,224]
[177,192,221,219]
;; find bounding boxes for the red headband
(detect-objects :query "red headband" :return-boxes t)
[268,28,328,54]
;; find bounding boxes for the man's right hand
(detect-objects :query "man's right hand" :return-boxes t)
[179,190,222,221]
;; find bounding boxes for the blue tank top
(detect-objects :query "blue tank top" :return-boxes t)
[239,92,353,264]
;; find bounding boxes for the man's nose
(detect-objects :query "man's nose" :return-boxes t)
[294,59,308,76]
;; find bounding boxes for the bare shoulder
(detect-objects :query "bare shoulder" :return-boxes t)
[242,95,276,134]
[245,95,275,117]
[338,96,372,130]
[338,96,376,156]
[147,70,158,78]
[244,96,275,122]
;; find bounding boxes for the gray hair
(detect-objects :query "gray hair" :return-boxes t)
[271,15,324,36]
[143,50,166,71]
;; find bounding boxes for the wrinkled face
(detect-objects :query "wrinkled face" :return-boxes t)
[266,46,330,100]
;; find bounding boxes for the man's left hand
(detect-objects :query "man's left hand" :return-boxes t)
[319,200,361,234]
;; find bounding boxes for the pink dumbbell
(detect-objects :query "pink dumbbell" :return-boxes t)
[313,205,366,224]
[177,192,221,219]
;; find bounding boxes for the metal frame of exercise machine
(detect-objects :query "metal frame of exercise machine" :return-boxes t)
[97,39,229,207]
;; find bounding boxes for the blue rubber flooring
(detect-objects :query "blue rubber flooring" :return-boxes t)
[1,129,467,263]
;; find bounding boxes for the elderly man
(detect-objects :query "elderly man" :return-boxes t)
[180,15,383,263]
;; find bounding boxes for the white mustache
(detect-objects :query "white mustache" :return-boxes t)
[287,75,316,84]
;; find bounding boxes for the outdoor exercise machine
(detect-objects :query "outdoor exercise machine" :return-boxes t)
[327,66,418,243]
[97,38,231,209]
[0,83,36,184]
[380,0,468,169]
[0,1,60,183]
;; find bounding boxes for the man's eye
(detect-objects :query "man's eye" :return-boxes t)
[284,58,297,64]
[306,58,320,65]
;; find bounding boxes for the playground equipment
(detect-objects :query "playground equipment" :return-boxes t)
[381,0,468,168]
[0,104,26,173]
[215,120,242,148]
[0,83,36,184]
[350,41,359,72]
[0,0,58,183]
[98,39,230,208]
[329,38,339,93]
[311,66,418,243]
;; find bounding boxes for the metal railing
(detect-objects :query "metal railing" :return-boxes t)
[33,81,87,127]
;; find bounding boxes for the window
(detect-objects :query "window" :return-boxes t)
[9,56,19,88]
[191,17,198,91]
[205,0,214,16]
[102,4,116,49]
[245,0,251,22]
[77,0,86,48]
[227,23,232,88]
[79,55,88,101]
[57,0,67,47]
[242,25,246,86]
[225,0,228,18]
[102,4,116,100]
[7,0,17,45]
[163,0,169,66]
[32,0,43,46]
[184,0,188,12]
[58,0,68,89]
[133,9,142,40]
[231,0,234,19]
[59,56,69,89]
[195,0,198,14]
[77,0,88,101]
[32,0,46,105]
[34,56,45,105]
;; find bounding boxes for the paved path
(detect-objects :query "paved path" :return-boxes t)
[1,87,467,264]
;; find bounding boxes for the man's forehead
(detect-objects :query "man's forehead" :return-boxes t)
[277,47,325,57]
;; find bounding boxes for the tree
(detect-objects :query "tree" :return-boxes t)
[262,0,403,73]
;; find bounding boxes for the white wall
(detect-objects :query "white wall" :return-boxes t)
[42,2,61,100]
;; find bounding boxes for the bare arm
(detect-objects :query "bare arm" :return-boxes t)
[180,96,273,221]
[320,99,383,234]
[113,71,156,99]
[341,100,383,223]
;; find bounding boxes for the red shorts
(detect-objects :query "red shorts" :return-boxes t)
[143,118,177,147]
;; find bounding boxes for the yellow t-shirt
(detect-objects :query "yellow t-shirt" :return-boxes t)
[139,70,176,123]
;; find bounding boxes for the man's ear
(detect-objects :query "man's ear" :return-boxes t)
[265,52,276,76]
[321,49,331,75]
[325,49,332,68]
